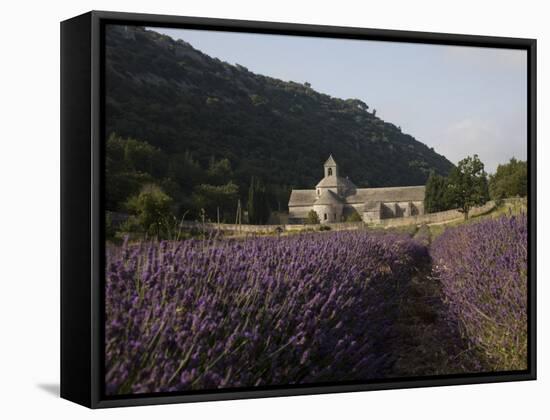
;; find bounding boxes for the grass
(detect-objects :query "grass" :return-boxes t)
[421,198,527,243]
[108,198,527,247]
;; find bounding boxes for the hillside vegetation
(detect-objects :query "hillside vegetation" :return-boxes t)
[105,25,453,218]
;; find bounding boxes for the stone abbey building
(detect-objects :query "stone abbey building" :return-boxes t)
[288,156,425,224]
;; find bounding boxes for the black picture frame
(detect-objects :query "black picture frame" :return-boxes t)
[61,10,537,409]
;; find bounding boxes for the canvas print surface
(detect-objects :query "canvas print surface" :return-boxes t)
[103,24,528,396]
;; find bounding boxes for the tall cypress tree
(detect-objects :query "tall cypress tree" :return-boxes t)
[247,176,271,224]
[247,176,257,224]
[424,171,437,213]
[425,171,450,213]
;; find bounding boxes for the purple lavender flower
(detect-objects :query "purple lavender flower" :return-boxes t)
[105,230,440,394]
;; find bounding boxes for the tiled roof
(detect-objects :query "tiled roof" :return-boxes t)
[289,185,425,207]
[346,186,425,204]
[288,189,317,206]
[315,189,343,205]
[315,175,356,189]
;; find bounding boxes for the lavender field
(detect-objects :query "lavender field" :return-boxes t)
[431,214,528,371]
[105,215,528,395]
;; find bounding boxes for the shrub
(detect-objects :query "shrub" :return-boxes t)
[305,209,320,225]
[346,211,363,222]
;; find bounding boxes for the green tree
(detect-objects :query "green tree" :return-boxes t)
[247,176,271,224]
[270,184,292,212]
[446,155,490,219]
[105,133,164,211]
[167,151,204,193]
[305,209,320,225]
[424,171,451,213]
[206,157,233,185]
[489,158,527,200]
[126,184,173,238]
[191,181,239,222]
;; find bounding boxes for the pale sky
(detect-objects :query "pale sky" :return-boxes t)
[150,27,527,174]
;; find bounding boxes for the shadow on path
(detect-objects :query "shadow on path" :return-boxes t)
[386,255,483,377]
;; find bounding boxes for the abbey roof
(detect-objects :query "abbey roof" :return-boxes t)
[288,190,318,206]
[289,185,425,207]
[315,189,343,205]
[315,175,356,189]
[345,186,425,204]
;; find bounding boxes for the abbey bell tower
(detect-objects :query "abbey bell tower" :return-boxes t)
[324,155,338,178]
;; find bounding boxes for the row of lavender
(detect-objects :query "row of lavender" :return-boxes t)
[105,231,428,394]
[431,214,528,371]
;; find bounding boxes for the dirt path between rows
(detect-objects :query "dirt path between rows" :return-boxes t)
[383,245,484,377]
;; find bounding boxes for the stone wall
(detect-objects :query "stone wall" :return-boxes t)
[374,201,496,228]
[180,201,498,234]
[179,220,364,234]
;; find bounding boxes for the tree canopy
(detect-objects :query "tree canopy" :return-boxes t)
[489,158,527,200]
[445,155,490,219]
[126,184,174,238]
[424,155,493,218]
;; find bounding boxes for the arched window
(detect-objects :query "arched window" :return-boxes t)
[324,213,327,220]
[328,168,333,176]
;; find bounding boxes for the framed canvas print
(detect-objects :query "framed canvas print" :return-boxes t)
[60,11,536,408]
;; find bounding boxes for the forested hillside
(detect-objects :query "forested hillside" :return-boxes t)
[105,25,453,218]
